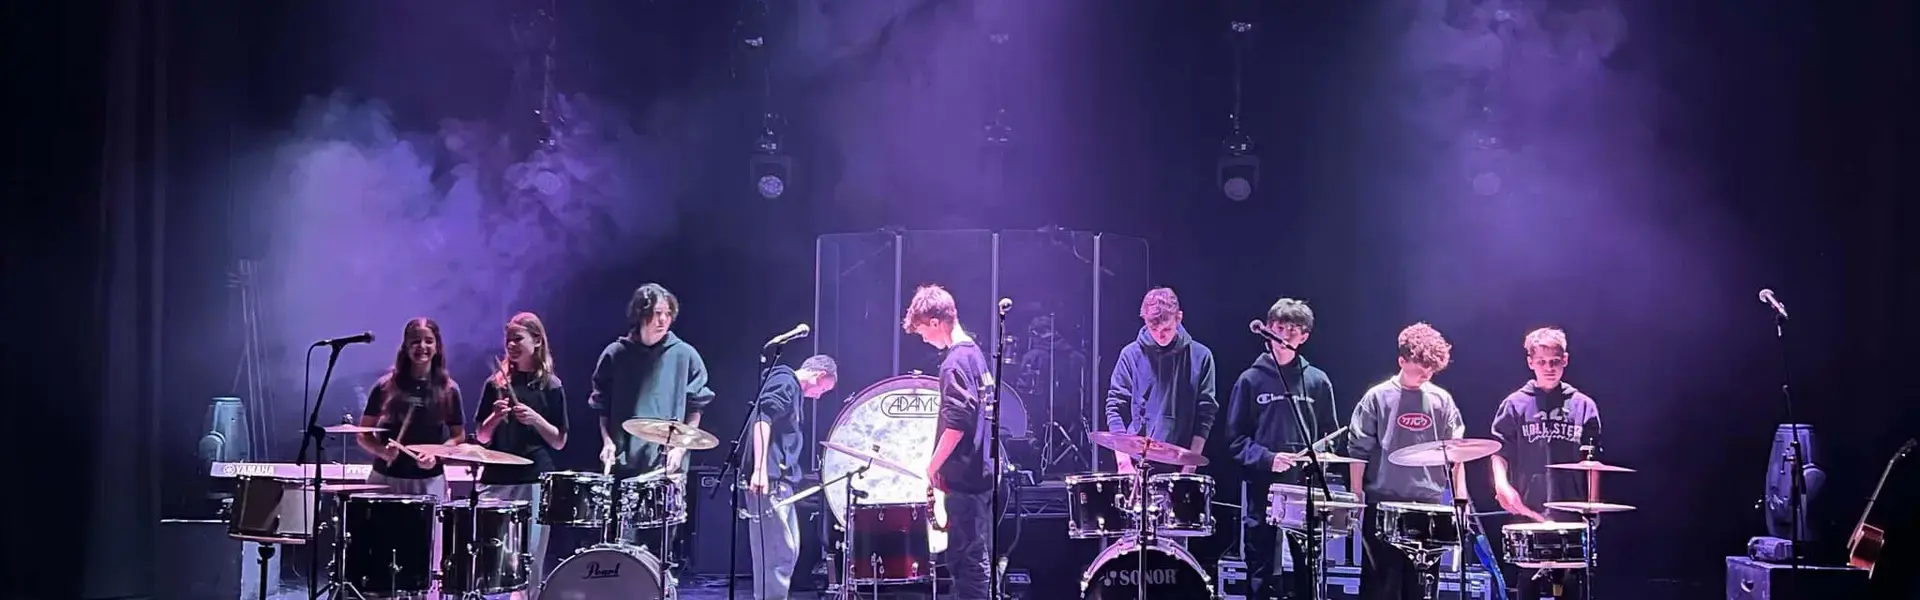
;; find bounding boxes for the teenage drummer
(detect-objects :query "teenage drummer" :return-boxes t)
[1104,287,1218,474]
[354,317,467,502]
[1489,327,1602,600]
[1226,298,1340,600]
[473,312,569,597]
[1346,323,1469,600]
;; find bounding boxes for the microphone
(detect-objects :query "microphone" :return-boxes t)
[311,331,375,348]
[1249,320,1298,352]
[764,324,811,348]
[1758,289,1789,320]
[998,297,1013,316]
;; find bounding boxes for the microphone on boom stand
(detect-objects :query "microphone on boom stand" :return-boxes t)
[719,322,810,600]
[990,298,1012,600]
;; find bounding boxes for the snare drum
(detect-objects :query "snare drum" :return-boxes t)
[227,476,320,542]
[342,494,438,597]
[539,471,614,527]
[1147,473,1215,537]
[1501,521,1589,569]
[1064,473,1138,539]
[848,502,933,584]
[1371,501,1462,551]
[617,474,688,530]
[1266,483,1361,537]
[540,543,665,600]
[438,499,532,595]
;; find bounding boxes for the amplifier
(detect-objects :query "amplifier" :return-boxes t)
[1725,556,1868,600]
[685,466,751,575]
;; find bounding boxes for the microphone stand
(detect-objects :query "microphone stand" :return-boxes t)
[1773,309,1806,594]
[716,342,786,599]
[989,304,1010,600]
[1272,345,1332,600]
[296,343,348,600]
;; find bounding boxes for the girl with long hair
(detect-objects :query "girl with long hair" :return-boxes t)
[354,317,466,501]
[473,312,568,596]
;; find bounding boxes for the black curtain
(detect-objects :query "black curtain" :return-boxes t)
[3,0,167,598]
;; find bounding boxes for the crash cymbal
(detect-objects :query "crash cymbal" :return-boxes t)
[820,441,923,479]
[1547,460,1636,473]
[410,443,534,466]
[1088,431,1210,467]
[1543,501,1637,514]
[322,424,384,434]
[621,418,720,450]
[1388,438,1503,468]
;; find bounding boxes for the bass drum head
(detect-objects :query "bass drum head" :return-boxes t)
[822,374,1026,555]
[1080,537,1212,600]
[538,544,662,600]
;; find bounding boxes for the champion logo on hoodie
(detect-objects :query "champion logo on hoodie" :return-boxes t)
[1397,412,1434,432]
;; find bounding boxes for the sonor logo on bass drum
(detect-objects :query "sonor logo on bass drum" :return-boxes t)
[1397,413,1434,432]
[1100,568,1183,587]
[881,392,941,418]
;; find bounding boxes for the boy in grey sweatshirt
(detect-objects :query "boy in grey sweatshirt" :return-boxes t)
[1346,323,1469,600]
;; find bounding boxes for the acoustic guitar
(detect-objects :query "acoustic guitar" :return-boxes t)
[1849,439,1917,575]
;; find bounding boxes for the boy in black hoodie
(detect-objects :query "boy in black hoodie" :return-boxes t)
[590,284,716,478]
[1489,327,1601,600]
[1227,298,1340,599]
[907,284,997,600]
[1105,287,1218,473]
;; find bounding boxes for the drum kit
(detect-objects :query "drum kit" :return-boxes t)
[1333,438,1639,600]
[222,418,720,600]
[1070,431,1219,599]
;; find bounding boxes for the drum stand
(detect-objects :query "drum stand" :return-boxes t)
[1580,513,1598,600]
[312,508,370,600]
[828,462,871,600]
[1125,451,1153,600]
[447,460,490,600]
[254,543,277,600]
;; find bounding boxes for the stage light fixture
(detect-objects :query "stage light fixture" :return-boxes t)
[751,115,790,200]
[1217,126,1259,202]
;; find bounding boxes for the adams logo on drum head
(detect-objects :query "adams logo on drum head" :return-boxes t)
[880,391,941,418]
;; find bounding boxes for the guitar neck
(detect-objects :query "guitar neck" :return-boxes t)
[1855,440,1917,540]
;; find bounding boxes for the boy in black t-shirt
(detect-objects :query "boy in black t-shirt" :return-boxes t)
[473,312,569,598]
[1490,327,1601,600]
[906,284,996,600]
[355,318,466,502]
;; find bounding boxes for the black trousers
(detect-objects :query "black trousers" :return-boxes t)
[943,489,994,600]
[1359,505,1440,600]
[1244,484,1315,600]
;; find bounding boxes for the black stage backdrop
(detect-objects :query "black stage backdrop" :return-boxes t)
[3,1,1915,599]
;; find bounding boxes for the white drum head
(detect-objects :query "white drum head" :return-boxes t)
[539,545,661,600]
[823,375,949,553]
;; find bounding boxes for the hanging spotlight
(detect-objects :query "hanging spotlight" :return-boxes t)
[1217,20,1259,202]
[751,113,790,200]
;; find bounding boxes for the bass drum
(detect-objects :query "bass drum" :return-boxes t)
[538,544,664,600]
[821,374,1025,555]
[1080,536,1214,600]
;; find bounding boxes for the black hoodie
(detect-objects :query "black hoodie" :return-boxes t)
[1490,381,1602,509]
[1226,353,1340,485]
[588,331,716,476]
[1105,325,1218,447]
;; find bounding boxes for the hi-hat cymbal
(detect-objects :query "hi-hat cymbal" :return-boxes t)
[322,424,385,434]
[1088,431,1210,467]
[410,443,534,466]
[621,418,720,450]
[820,441,923,479]
[1388,438,1503,468]
[1547,460,1636,473]
[1544,501,1637,514]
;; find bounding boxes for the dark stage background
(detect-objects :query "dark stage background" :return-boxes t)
[4,1,1915,599]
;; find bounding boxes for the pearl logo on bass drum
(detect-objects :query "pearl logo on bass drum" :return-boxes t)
[584,561,622,579]
[1397,412,1434,432]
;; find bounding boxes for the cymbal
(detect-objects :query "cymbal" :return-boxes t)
[1388,439,1503,468]
[820,441,923,479]
[1544,501,1637,514]
[1547,460,1636,473]
[410,443,534,466]
[322,424,384,434]
[621,418,720,450]
[1088,431,1210,467]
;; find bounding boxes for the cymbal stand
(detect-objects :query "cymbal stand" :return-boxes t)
[833,461,871,600]
[255,543,277,600]
[1438,450,1471,599]
[1580,511,1598,600]
[1130,447,1153,600]
[445,458,488,600]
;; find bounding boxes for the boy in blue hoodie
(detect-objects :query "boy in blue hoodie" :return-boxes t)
[1105,287,1218,473]
[1490,327,1601,600]
[1227,298,1340,599]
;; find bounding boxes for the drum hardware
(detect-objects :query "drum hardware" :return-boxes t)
[1386,438,1503,600]
[989,297,1011,600]
[1534,447,1637,600]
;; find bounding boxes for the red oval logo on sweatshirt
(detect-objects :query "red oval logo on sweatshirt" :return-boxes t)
[1397,413,1434,432]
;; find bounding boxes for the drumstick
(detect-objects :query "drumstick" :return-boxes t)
[1282,426,1353,459]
